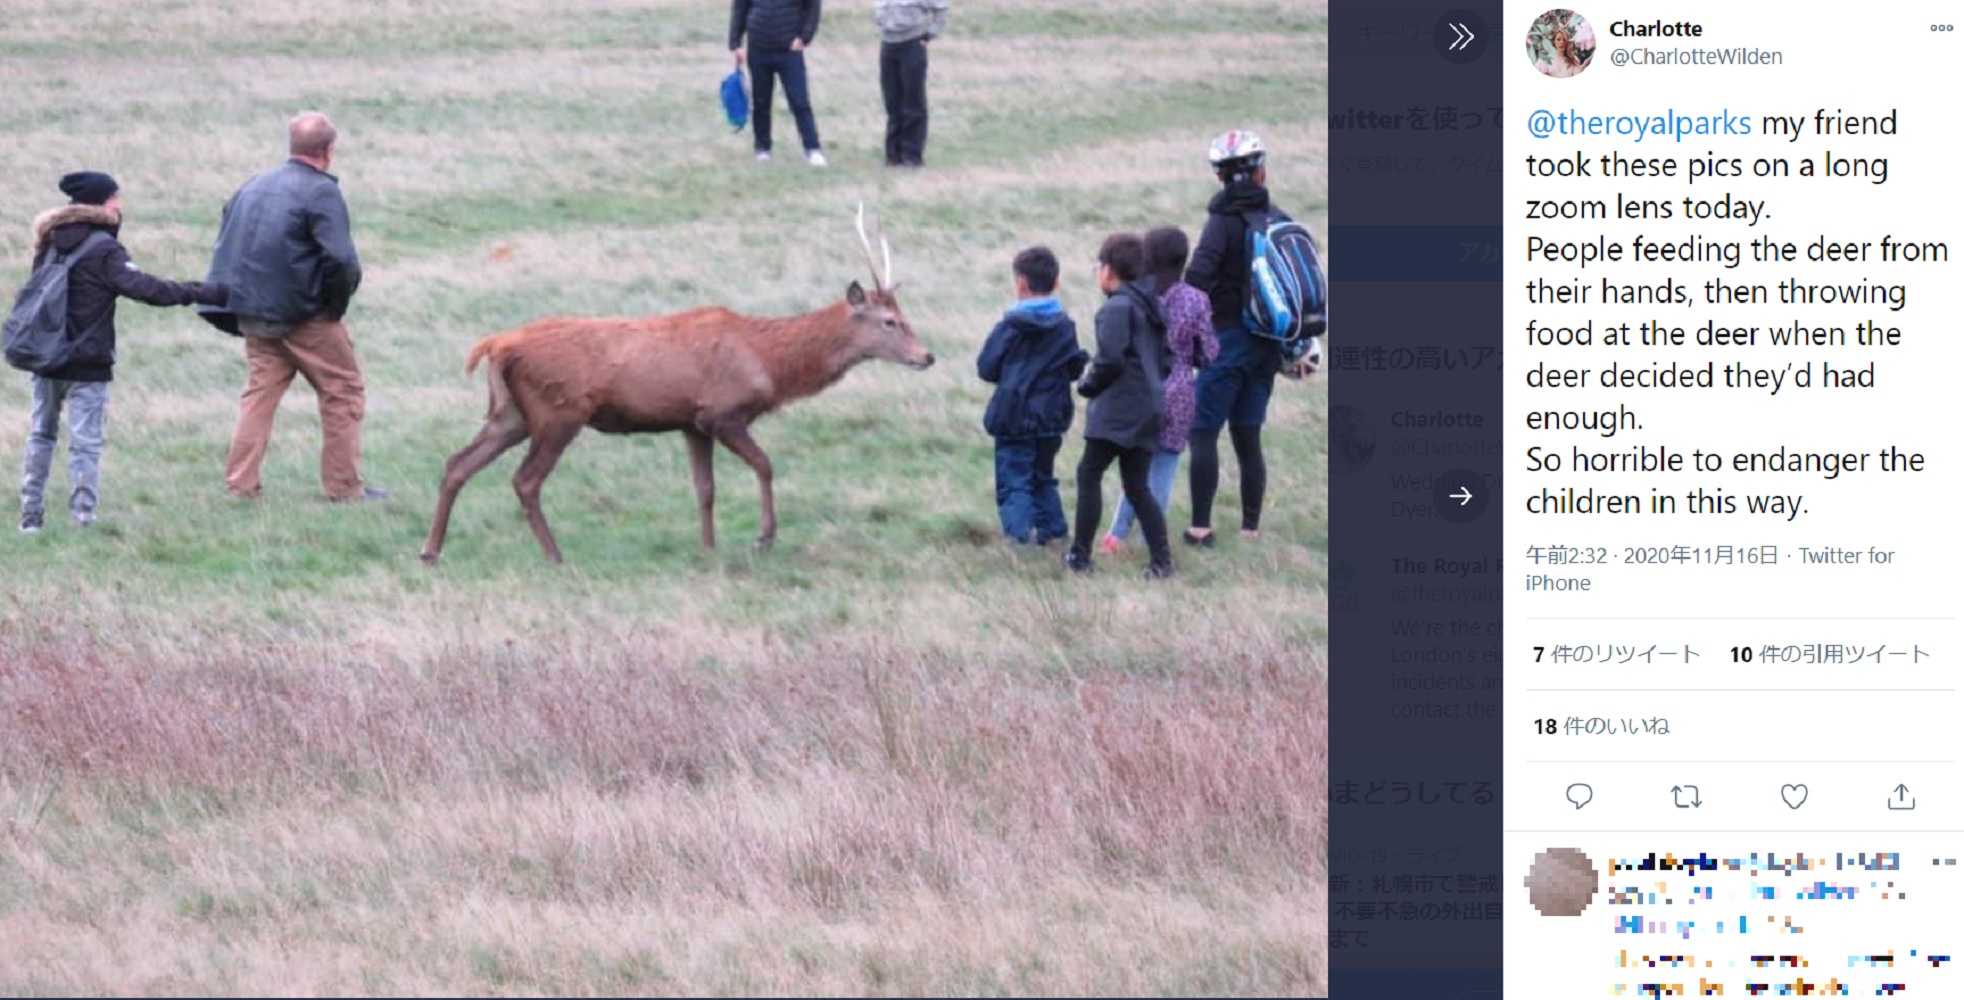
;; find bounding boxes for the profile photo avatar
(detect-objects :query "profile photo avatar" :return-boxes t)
[1527,9,1595,78]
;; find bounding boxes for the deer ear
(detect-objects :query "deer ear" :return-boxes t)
[846,281,868,308]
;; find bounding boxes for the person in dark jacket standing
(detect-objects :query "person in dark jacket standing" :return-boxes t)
[201,112,384,503]
[1183,129,1288,546]
[730,0,828,166]
[15,172,225,532]
[978,245,1086,545]
[1066,233,1173,578]
[873,0,947,167]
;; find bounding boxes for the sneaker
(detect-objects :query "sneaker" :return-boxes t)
[805,149,827,167]
[755,150,773,163]
[19,510,43,534]
[1062,549,1094,574]
[330,486,391,504]
[1098,534,1124,556]
[1181,528,1216,548]
[1145,561,1175,580]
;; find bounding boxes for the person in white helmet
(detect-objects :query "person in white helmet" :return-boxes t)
[1182,129,1295,546]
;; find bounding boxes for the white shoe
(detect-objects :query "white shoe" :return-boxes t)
[755,151,773,163]
[806,149,827,167]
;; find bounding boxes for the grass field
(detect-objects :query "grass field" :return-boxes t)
[0,1,1329,994]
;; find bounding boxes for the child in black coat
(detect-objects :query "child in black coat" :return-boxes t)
[1066,233,1173,578]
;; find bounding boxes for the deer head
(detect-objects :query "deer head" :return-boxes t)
[848,204,934,369]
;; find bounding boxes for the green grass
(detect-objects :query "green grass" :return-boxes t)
[1,1,1327,994]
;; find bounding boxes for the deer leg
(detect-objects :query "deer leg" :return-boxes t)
[684,429,716,549]
[421,414,529,564]
[511,421,583,564]
[713,424,775,549]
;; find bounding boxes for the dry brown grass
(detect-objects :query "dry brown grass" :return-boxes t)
[2,630,1325,995]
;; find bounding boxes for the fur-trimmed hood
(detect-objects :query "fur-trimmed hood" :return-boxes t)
[32,203,120,256]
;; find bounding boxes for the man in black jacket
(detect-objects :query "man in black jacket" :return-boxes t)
[730,0,828,166]
[16,171,224,532]
[1067,233,1173,578]
[1183,129,1287,546]
[202,112,384,503]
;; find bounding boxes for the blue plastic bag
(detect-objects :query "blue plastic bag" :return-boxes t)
[720,69,749,132]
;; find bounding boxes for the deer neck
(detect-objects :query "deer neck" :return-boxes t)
[755,301,872,404]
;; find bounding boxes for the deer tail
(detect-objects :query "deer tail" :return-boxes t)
[464,334,501,377]
[465,335,517,422]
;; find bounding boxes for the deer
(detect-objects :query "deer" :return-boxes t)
[419,205,934,565]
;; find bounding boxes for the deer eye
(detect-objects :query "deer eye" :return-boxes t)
[882,318,898,329]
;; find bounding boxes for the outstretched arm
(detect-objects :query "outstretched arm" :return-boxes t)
[101,246,223,307]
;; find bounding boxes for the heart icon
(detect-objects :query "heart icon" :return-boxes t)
[1781,784,1809,809]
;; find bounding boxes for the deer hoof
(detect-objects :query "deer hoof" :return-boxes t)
[419,549,439,566]
[755,536,775,551]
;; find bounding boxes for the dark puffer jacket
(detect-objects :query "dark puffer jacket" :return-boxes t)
[730,0,822,51]
[26,204,223,383]
[199,159,362,335]
[1186,179,1295,332]
[977,298,1088,439]
[1077,278,1169,451]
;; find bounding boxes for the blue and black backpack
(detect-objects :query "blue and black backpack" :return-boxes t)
[1242,210,1327,363]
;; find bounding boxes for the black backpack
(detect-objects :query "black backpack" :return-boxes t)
[1241,210,1327,363]
[5,231,112,374]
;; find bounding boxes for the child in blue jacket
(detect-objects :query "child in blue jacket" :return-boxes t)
[978,246,1088,544]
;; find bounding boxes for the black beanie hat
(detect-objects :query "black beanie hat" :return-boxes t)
[59,171,119,206]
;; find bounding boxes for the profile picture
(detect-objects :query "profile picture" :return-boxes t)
[1524,847,1599,916]
[1527,9,1595,78]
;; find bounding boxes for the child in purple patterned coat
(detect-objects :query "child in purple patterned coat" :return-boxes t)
[1103,226,1218,554]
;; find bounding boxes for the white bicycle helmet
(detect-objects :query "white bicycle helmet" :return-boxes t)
[1208,130,1267,176]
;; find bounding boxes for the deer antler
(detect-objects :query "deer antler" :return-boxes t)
[854,201,885,292]
[881,233,893,290]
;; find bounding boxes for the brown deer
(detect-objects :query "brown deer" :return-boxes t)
[419,206,934,564]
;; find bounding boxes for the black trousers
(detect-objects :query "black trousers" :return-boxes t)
[1073,437,1171,567]
[880,38,929,164]
[1190,425,1268,532]
[750,48,822,154]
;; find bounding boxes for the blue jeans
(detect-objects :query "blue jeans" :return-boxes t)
[20,376,109,519]
[749,48,823,154]
[994,435,1067,544]
[1108,447,1181,540]
[1192,324,1283,433]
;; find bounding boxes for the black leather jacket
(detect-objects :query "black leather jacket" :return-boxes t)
[200,159,362,334]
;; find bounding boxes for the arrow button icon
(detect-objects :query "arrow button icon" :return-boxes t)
[1888,784,1916,811]
[1433,469,1490,524]
[1672,784,1702,809]
[1432,10,1489,63]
